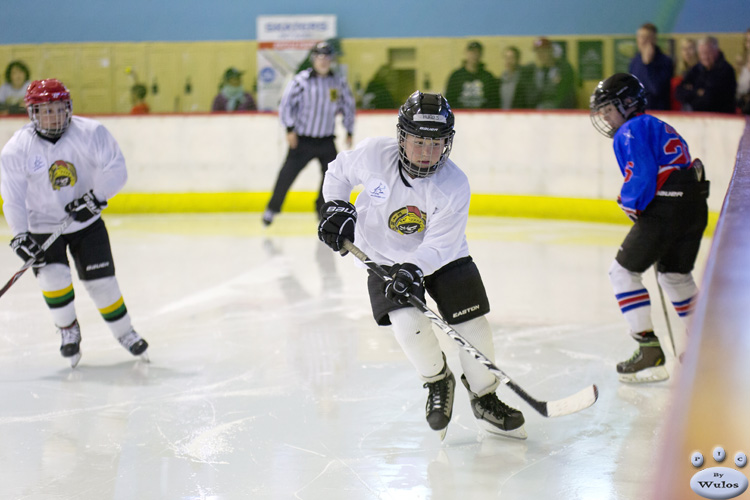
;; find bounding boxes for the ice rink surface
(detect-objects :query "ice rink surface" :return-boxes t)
[0,213,711,500]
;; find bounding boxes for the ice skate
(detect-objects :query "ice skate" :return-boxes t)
[57,320,82,368]
[617,335,668,383]
[423,358,455,441]
[261,209,276,227]
[461,375,527,440]
[117,328,149,362]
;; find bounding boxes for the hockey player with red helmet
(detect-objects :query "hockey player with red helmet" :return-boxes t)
[1,79,148,367]
[317,91,526,439]
[590,73,709,383]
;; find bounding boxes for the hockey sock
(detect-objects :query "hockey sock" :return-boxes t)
[451,316,500,397]
[389,307,445,381]
[81,276,133,338]
[608,260,654,334]
[657,272,698,325]
[37,263,77,327]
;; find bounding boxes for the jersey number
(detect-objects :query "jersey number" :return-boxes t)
[624,161,634,182]
[663,125,690,165]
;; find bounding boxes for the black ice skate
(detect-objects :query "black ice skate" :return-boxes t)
[117,328,149,361]
[617,333,668,383]
[58,320,82,368]
[423,357,455,440]
[461,375,527,439]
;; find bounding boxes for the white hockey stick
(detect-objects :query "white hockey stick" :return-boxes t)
[654,267,677,357]
[0,215,75,300]
[343,240,599,418]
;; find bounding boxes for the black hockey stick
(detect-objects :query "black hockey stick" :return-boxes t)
[342,240,598,418]
[0,215,75,300]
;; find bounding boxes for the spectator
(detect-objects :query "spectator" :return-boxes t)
[676,36,737,114]
[444,40,499,109]
[736,30,750,114]
[498,46,535,109]
[211,67,257,112]
[361,64,397,110]
[0,60,31,115]
[129,83,150,114]
[262,41,356,226]
[628,23,674,111]
[531,37,576,109]
[670,39,698,110]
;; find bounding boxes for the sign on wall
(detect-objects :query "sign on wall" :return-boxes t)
[256,15,337,111]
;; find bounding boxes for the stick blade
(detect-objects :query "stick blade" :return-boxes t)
[544,384,599,417]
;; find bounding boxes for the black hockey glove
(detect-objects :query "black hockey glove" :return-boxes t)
[384,263,424,305]
[65,190,107,222]
[318,200,357,254]
[10,232,45,267]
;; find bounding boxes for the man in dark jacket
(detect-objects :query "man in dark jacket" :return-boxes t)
[676,36,737,114]
[444,41,499,109]
[628,23,674,111]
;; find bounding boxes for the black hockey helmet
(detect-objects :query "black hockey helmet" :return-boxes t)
[590,73,647,137]
[397,91,456,178]
[311,41,335,57]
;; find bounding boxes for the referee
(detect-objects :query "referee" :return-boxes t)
[263,41,356,226]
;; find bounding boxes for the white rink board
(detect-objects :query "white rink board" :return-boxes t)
[0,111,743,212]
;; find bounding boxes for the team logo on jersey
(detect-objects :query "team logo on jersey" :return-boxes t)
[329,88,338,102]
[48,160,77,190]
[388,205,427,235]
[365,178,389,204]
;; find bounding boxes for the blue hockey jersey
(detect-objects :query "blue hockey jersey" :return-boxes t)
[612,114,692,218]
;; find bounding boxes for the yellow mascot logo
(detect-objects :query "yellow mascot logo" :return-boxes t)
[48,160,77,191]
[388,205,427,235]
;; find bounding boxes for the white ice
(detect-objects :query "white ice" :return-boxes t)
[0,214,710,500]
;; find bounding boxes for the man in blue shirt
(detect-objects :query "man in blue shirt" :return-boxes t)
[628,23,674,111]
[590,73,709,383]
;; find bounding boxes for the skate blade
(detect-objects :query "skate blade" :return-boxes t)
[438,427,448,442]
[618,365,669,384]
[480,422,528,440]
[68,352,82,368]
[136,350,150,363]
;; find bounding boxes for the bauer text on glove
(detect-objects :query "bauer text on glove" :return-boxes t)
[318,200,357,253]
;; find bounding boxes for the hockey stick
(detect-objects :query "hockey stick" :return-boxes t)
[342,240,598,418]
[654,267,677,357]
[0,215,75,299]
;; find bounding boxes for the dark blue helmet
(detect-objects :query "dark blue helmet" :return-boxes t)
[590,73,647,137]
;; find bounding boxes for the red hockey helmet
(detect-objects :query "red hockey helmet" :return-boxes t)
[24,79,72,139]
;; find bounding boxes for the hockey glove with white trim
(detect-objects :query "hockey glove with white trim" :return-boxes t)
[318,200,357,254]
[10,232,45,267]
[385,263,424,305]
[65,190,107,222]
[617,196,639,222]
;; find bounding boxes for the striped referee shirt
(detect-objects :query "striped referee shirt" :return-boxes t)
[279,68,356,138]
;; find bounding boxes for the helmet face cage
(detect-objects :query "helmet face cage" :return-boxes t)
[28,100,72,139]
[590,73,646,138]
[24,79,73,139]
[397,91,455,178]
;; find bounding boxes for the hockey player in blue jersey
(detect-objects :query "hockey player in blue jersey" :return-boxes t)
[590,73,709,383]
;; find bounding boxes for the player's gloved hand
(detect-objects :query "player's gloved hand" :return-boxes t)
[10,232,45,267]
[384,263,424,305]
[616,196,638,222]
[65,190,107,222]
[318,200,357,254]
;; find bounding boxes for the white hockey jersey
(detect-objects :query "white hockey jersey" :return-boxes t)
[1,116,127,236]
[323,136,471,276]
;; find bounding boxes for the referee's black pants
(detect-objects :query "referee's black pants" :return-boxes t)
[266,135,338,216]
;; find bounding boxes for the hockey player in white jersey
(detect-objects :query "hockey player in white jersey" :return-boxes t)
[317,91,526,439]
[1,79,148,367]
